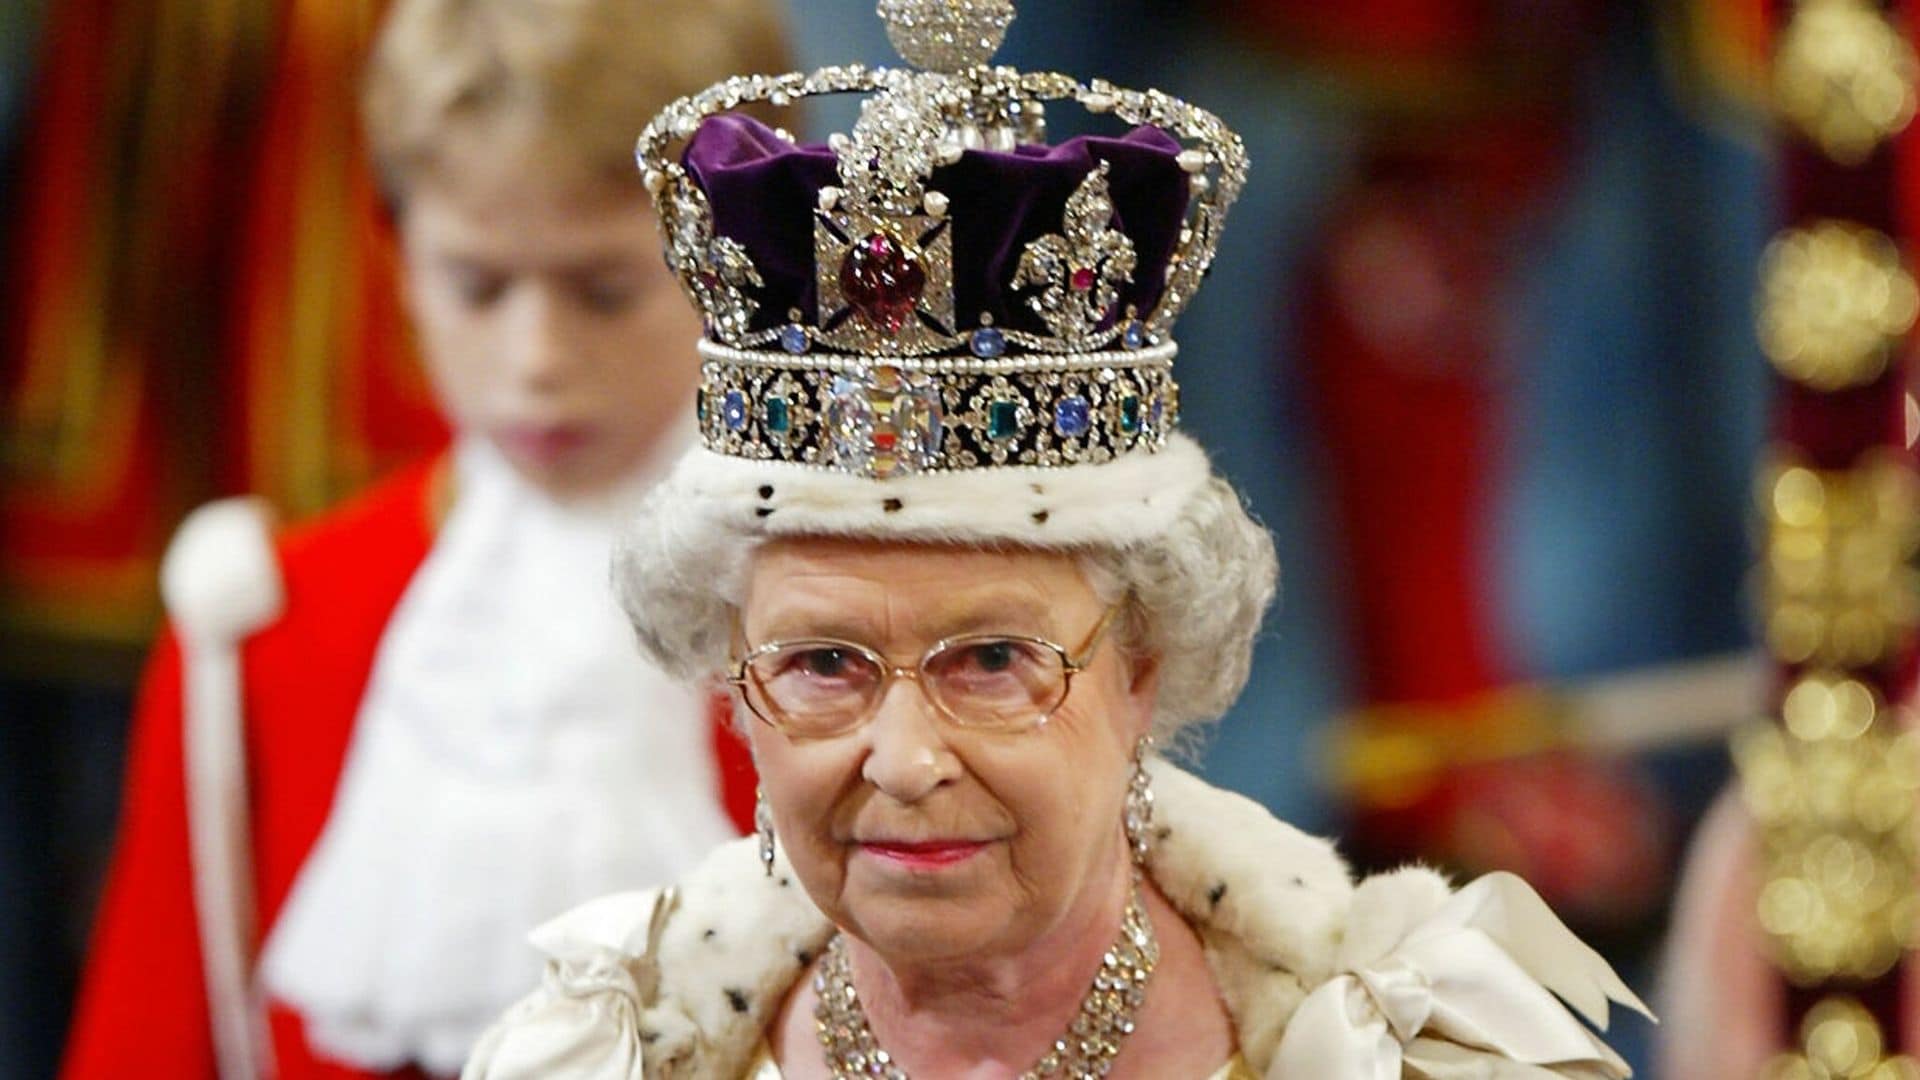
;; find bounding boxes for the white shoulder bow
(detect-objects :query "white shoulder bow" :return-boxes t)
[1274,871,1653,1079]
[463,888,688,1080]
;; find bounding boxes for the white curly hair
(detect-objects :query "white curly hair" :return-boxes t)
[613,438,1277,741]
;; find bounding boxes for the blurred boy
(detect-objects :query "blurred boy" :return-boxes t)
[61,1,789,1076]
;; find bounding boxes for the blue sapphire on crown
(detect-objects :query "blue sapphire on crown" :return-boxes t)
[1055,396,1092,438]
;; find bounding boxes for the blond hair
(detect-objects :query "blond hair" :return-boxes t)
[364,0,790,205]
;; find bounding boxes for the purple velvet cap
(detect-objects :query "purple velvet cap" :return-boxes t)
[682,113,1190,339]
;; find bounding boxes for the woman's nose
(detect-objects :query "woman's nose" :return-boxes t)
[860,676,957,803]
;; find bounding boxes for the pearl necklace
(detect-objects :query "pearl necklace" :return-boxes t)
[812,888,1159,1080]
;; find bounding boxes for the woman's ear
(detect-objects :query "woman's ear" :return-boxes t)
[1126,651,1161,736]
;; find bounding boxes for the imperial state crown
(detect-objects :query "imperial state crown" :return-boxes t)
[638,0,1246,480]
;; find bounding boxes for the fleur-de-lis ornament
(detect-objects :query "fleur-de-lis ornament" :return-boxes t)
[1013,162,1137,346]
[662,184,763,345]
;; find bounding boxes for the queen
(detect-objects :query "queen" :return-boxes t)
[465,4,1650,1076]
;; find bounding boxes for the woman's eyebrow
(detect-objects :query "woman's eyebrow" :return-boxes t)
[750,592,1054,644]
[747,611,883,644]
[920,595,1054,638]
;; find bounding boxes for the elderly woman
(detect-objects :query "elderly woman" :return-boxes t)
[466,4,1649,1077]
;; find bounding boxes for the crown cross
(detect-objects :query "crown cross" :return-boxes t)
[878,0,1017,74]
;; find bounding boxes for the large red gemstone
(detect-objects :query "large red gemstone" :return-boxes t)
[1070,267,1097,292]
[840,232,926,335]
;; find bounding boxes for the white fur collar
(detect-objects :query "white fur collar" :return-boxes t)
[486,760,1360,1078]
[468,763,1648,1079]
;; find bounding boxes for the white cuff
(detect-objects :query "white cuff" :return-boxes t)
[464,891,692,1080]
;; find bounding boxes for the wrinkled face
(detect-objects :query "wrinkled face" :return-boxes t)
[399,138,698,498]
[742,538,1158,964]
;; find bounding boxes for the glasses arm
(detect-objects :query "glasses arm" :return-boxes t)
[1063,602,1124,674]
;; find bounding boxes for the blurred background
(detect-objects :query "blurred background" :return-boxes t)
[0,0,1815,1076]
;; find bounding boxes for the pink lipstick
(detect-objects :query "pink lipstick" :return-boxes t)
[859,840,988,870]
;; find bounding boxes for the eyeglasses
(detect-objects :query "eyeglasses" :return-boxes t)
[728,605,1121,737]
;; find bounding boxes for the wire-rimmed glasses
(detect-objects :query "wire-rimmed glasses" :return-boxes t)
[727,605,1121,737]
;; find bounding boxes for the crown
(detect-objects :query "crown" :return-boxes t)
[638,0,1246,479]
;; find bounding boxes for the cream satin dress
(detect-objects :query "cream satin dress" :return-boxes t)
[742,1041,1258,1078]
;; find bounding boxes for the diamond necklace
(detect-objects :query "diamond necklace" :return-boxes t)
[812,886,1159,1080]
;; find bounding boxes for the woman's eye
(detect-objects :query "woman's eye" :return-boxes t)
[760,645,873,688]
[800,648,853,678]
[967,641,1017,673]
[942,640,1045,680]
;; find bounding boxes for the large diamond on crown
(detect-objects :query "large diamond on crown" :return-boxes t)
[824,365,946,478]
[815,210,956,354]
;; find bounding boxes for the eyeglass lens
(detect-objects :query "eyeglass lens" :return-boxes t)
[746,637,1069,733]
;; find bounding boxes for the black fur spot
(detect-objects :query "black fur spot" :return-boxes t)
[702,928,717,941]
[883,498,904,513]
[1030,483,1045,495]
[1208,882,1228,908]
[796,948,816,966]
[1289,875,1306,888]
[756,507,775,518]
[778,876,791,888]
[1154,826,1172,841]
[1031,510,1050,525]
[641,1029,660,1045]
[758,485,775,500]
[726,988,751,1014]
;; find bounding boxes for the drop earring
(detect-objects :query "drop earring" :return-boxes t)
[756,787,776,877]
[1124,735,1156,864]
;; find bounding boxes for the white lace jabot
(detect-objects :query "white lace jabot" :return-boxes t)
[462,763,1650,1080]
[260,434,736,1075]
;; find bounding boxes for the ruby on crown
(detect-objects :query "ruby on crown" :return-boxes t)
[840,233,927,334]
[816,212,956,352]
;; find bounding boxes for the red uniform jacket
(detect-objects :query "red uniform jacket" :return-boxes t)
[62,463,757,1079]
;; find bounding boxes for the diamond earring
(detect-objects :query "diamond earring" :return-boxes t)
[756,787,777,877]
[1124,735,1155,865]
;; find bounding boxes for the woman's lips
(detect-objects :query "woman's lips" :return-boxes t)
[858,840,989,870]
